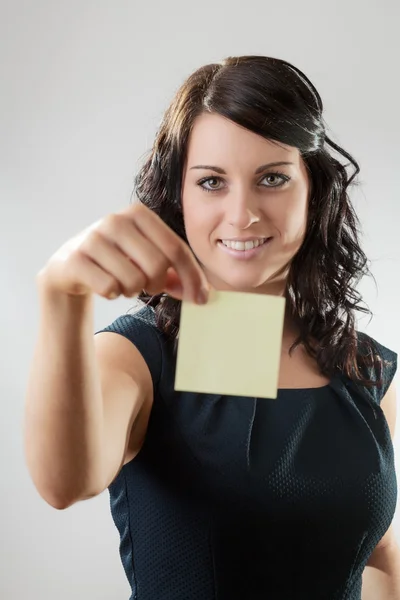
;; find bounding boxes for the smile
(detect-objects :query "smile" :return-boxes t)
[220,238,270,250]
[217,237,273,260]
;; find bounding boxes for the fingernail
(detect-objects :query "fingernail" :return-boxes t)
[196,287,209,305]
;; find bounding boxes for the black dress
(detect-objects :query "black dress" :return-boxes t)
[95,305,397,600]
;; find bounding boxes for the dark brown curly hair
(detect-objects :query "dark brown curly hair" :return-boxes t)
[133,55,385,389]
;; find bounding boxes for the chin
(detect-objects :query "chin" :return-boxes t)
[212,272,270,293]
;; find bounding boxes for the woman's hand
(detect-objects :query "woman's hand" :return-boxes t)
[37,202,209,305]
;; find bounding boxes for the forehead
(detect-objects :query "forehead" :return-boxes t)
[186,113,300,164]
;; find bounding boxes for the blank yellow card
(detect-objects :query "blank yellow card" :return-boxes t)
[175,290,286,399]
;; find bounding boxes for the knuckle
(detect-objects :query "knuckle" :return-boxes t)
[76,229,105,258]
[83,229,103,251]
[128,202,143,215]
[67,248,86,272]
[123,202,144,222]
[103,213,126,235]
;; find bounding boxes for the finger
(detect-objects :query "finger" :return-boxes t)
[65,252,122,299]
[81,230,147,297]
[127,204,209,304]
[104,217,171,293]
[163,267,184,300]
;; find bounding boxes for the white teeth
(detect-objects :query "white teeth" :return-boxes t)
[234,241,245,250]
[221,238,267,250]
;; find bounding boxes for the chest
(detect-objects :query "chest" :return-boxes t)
[144,381,396,556]
[277,340,330,389]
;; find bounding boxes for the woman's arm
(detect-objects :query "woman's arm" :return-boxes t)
[24,280,151,509]
[362,526,400,600]
[362,380,400,600]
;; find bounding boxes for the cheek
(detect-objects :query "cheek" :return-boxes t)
[184,214,213,254]
[277,195,308,239]
[182,197,220,248]
[182,198,201,250]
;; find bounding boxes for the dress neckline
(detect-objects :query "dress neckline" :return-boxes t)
[276,374,340,393]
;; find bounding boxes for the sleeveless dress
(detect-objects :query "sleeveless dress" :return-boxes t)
[95,305,398,600]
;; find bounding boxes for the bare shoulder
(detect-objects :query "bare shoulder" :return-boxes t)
[380,379,397,439]
[94,327,153,395]
[366,368,398,566]
[94,330,154,486]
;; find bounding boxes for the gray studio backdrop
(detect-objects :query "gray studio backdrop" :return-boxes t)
[1,1,399,598]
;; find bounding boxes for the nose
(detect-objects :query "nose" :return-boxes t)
[226,189,261,229]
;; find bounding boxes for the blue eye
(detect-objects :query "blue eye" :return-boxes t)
[197,172,290,193]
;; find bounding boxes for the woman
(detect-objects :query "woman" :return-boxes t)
[24,56,398,599]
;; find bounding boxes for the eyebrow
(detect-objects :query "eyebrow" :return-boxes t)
[189,161,294,174]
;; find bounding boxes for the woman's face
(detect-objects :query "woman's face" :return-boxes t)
[181,113,311,295]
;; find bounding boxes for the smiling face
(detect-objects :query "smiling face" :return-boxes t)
[181,112,311,295]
